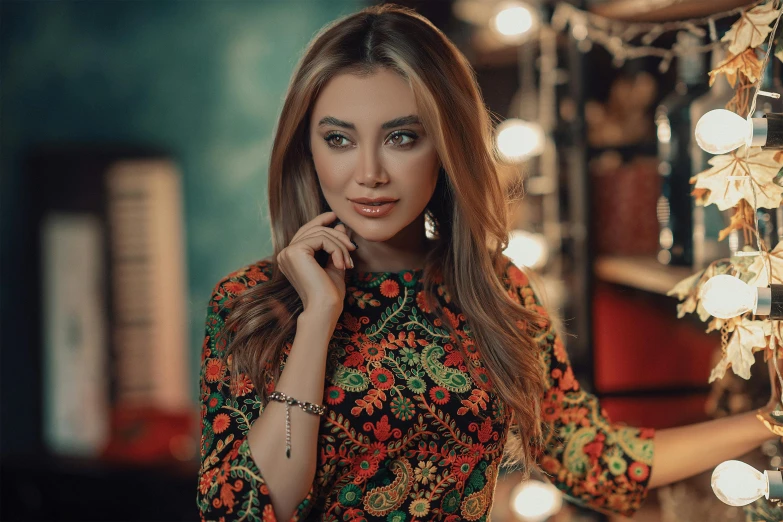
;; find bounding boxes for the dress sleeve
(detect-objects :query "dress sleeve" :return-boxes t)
[197,273,317,522]
[509,263,656,518]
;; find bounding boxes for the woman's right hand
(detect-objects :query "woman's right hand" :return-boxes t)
[276,211,357,314]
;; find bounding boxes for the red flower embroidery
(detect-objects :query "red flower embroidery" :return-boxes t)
[367,441,388,461]
[212,413,231,434]
[379,279,400,298]
[205,359,227,383]
[222,281,246,295]
[370,368,394,390]
[451,454,477,479]
[231,373,253,397]
[360,343,386,362]
[352,452,380,479]
[628,462,650,482]
[325,386,345,405]
[429,386,450,405]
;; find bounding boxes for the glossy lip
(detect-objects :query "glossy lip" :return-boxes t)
[349,197,399,204]
[351,200,396,218]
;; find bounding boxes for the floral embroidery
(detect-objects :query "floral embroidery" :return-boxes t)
[197,257,655,521]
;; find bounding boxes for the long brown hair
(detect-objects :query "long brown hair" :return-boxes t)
[217,3,551,478]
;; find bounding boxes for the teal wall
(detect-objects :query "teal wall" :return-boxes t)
[1,0,366,453]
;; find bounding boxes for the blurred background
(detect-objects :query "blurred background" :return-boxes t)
[1,0,781,520]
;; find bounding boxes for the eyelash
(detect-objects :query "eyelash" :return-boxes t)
[323,131,418,150]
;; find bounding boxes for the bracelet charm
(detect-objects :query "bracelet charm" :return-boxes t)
[268,391,327,458]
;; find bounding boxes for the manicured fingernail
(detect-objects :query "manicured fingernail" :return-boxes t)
[351,241,358,249]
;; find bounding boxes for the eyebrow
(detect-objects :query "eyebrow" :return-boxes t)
[317,115,421,130]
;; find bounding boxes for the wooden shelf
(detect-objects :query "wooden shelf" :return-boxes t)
[589,0,751,23]
[593,255,696,295]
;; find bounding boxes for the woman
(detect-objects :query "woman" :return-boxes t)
[196,4,783,521]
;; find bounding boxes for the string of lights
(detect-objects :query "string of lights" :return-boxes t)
[550,0,766,71]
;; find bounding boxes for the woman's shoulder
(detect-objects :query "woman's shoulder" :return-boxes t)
[496,253,532,293]
[208,257,276,307]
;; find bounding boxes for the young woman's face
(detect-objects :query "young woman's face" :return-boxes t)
[308,68,440,245]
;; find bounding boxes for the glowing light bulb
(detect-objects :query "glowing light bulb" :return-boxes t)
[700,275,757,319]
[711,460,783,506]
[695,109,751,154]
[510,479,562,521]
[492,2,535,38]
[496,119,545,162]
[505,230,548,269]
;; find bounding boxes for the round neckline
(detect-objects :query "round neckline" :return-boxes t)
[347,267,424,287]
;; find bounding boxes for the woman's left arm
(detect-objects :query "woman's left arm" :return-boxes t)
[649,360,780,489]
[506,259,780,517]
[649,409,774,488]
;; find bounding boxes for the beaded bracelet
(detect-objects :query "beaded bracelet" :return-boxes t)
[268,391,327,458]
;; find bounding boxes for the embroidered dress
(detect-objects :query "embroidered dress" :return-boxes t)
[197,256,655,521]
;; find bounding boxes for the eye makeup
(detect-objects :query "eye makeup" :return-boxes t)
[323,130,418,150]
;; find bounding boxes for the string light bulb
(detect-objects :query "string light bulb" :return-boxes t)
[712,460,783,506]
[510,479,563,521]
[695,110,783,154]
[699,275,783,320]
[495,118,545,162]
[694,109,751,154]
[491,1,539,43]
[504,229,549,269]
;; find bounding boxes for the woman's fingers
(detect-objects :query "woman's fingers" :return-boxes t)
[292,211,338,244]
[320,224,356,252]
[297,228,354,269]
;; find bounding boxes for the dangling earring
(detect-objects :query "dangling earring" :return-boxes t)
[425,209,437,239]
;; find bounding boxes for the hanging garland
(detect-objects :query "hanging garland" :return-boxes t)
[666,0,783,387]
[554,0,783,386]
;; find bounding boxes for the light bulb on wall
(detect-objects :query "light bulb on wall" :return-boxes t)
[712,460,783,506]
[699,274,783,319]
[695,110,783,154]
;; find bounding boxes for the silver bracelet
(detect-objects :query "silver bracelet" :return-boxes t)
[267,391,327,459]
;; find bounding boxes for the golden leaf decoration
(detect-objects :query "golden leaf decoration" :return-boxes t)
[691,146,783,211]
[667,270,705,300]
[718,199,755,241]
[708,48,762,88]
[746,241,783,286]
[709,318,771,382]
[722,1,781,56]
[668,262,732,319]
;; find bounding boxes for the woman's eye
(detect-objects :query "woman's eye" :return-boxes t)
[388,131,417,147]
[325,134,349,148]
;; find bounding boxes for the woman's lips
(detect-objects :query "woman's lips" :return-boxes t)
[351,200,397,218]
